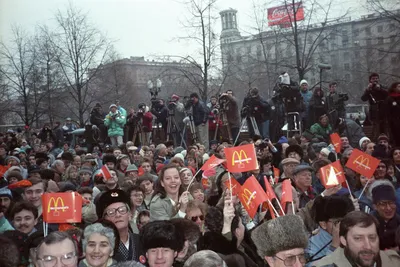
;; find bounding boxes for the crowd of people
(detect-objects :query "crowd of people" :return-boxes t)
[1,72,400,267]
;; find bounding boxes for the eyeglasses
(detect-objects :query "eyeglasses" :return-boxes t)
[37,252,77,267]
[376,201,396,208]
[190,215,204,222]
[275,253,307,267]
[103,205,129,217]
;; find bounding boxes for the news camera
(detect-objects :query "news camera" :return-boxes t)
[273,72,302,113]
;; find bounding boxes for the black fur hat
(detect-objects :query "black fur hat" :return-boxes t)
[312,195,354,223]
[285,144,304,159]
[95,189,131,218]
[141,221,185,252]
[102,154,117,165]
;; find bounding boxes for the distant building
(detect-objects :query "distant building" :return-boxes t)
[91,56,202,108]
[219,8,400,103]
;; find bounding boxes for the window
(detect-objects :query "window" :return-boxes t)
[353,28,360,37]
[378,37,384,44]
[342,39,349,47]
[365,26,371,35]
[377,25,383,33]
[344,63,350,70]
[345,74,351,80]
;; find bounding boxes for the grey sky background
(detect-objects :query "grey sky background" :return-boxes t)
[0,0,373,61]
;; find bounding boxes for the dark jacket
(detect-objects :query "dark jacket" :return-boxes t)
[241,95,270,122]
[338,119,365,149]
[114,230,142,262]
[361,85,388,121]
[372,211,400,250]
[224,95,241,128]
[38,128,56,143]
[385,94,400,146]
[151,104,168,123]
[309,93,327,125]
[191,100,208,126]
[90,106,105,126]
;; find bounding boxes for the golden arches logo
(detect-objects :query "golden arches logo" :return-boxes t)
[353,155,371,170]
[325,166,342,179]
[241,188,256,208]
[47,197,69,214]
[232,150,251,168]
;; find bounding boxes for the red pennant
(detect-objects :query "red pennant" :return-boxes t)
[42,192,82,223]
[201,155,226,171]
[273,166,280,182]
[263,176,277,201]
[346,149,380,179]
[319,160,346,189]
[0,164,11,178]
[224,177,242,197]
[238,175,268,218]
[100,165,112,180]
[280,179,293,212]
[224,144,258,173]
[330,133,341,153]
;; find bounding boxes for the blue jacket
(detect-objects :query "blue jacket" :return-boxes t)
[192,100,208,126]
[306,228,335,266]
[301,90,313,119]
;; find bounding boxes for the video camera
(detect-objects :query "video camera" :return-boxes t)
[273,72,302,113]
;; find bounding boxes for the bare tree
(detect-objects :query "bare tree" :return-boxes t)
[0,26,43,126]
[366,0,400,24]
[176,0,220,100]
[49,3,112,125]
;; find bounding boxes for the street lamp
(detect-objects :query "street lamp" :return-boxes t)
[147,78,162,99]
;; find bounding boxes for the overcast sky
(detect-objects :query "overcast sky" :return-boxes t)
[0,0,373,60]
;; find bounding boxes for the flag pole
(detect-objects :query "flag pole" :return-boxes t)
[345,179,355,201]
[186,168,203,191]
[357,179,370,200]
[291,201,295,215]
[228,172,233,199]
[267,199,280,217]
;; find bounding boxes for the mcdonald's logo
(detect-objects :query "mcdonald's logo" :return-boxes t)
[241,188,256,208]
[47,197,69,213]
[353,155,371,170]
[325,166,342,178]
[232,150,252,168]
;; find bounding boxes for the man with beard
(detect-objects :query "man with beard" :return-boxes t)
[312,211,400,267]
[0,187,13,220]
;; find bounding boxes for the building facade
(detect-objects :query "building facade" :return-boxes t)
[220,9,400,103]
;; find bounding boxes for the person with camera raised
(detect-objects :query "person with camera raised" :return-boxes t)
[241,88,270,139]
[104,104,126,147]
[220,90,241,143]
[208,95,222,142]
[326,82,348,126]
[361,73,388,140]
[186,92,209,149]
[168,94,186,146]
[151,99,168,139]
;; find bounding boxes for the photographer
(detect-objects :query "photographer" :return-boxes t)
[361,73,388,139]
[309,87,328,125]
[220,90,241,142]
[299,80,312,128]
[241,88,270,139]
[151,99,168,138]
[104,103,126,146]
[185,92,209,149]
[208,95,222,142]
[90,103,107,142]
[326,82,348,125]
[168,94,186,146]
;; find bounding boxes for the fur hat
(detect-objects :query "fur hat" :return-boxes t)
[251,215,308,257]
[141,221,185,252]
[312,195,354,222]
[377,133,389,142]
[285,145,304,159]
[372,184,396,204]
[170,218,201,244]
[6,171,23,182]
[96,189,131,218]
[103,154,117,165]
[61,152,74,162]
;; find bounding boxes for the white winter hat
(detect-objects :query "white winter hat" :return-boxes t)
[300,79,308,85]
[359,137,371,148]
[173,153,185,162]
[320,148,330,157]
[109,104,117,110]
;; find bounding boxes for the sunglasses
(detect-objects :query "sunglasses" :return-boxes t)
[190,215,204,222]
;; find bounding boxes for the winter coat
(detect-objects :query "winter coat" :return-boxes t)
[300,90,313,119]
[361,86,388,121]
[224,95,241,128]
[311,246,400,267]
[372,211,400,250]
[151,104,168,123]
[38,128,56,143]
[310,123,332,143]
[90,107,105,126]
[149,194,185,221]
[241,95,270,122]
[0,216,14,233]
[338,119,365,149]
[191,100,209,126]
[309,95,327,125]
[104,111,126,137]
[79,258,117,267]
[385,94,400,146]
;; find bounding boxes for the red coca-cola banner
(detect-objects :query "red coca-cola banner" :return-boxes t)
[267,2,305,26]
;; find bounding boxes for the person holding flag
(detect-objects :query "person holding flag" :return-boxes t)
[292,165,317,208]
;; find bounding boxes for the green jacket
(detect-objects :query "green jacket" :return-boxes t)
[0,216,14,233]
[149,194,186,221]
[104,111,126,137]
[310,123,332,142]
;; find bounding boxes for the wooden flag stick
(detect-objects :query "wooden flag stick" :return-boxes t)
[228,172,233,199]
[186,169,202,191]
[267,199,280,218]
[345,179,355,201]
[291,201,296,215]
[358,179,370,200]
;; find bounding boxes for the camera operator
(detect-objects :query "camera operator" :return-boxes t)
[90,103,107,143]
[168,94,186,145]
[185,92,209,149]
[208,95,222,142]
[104,103,126,146]
[299,80,312,129]
[220,90,241,142]
[151,99,168,138]
[241,87,270,139]
[361,73,388,139]
[326,82,348,125]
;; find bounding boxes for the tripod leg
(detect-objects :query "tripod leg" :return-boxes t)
[234,118,247,145]
[250,117,260,136]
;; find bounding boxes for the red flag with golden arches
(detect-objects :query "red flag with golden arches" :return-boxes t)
[42,192,82,223]
[224,144,258,173]
[319,160,346,189]
[238,175,268,218]
[330,133,342,153]
[346,149,380,179]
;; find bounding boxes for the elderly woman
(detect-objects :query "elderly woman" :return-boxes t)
[79,221,118,267]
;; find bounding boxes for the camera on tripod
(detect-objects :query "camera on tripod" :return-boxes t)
[136,103,146,117]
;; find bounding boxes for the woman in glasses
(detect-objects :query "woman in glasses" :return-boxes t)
[185,201,207,231]
[149,164,190,221]
[95,189,142,262]
[80,221,119,267]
